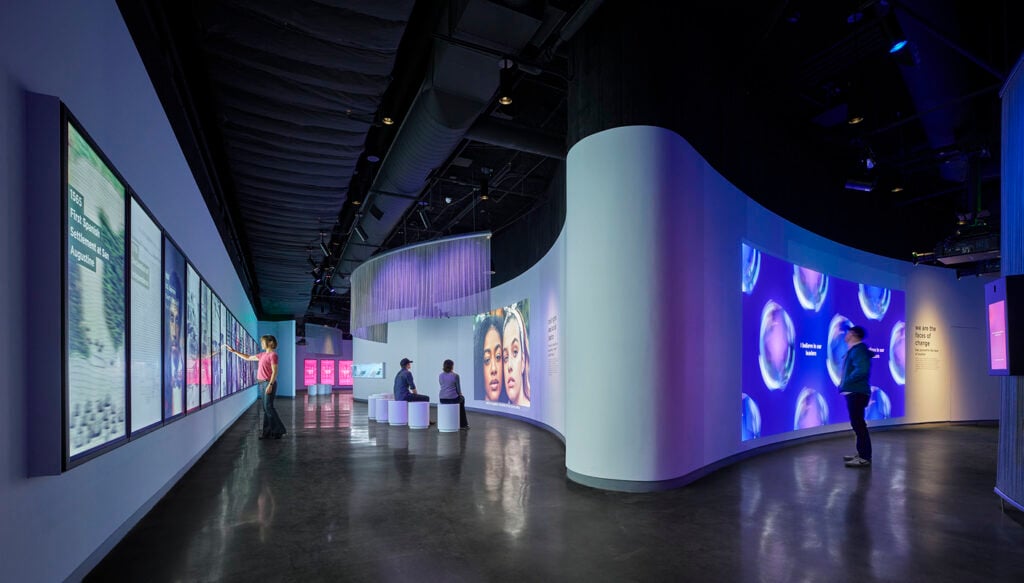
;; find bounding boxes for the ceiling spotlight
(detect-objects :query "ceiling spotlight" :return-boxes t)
[351,199,361,206]
[891,186,904,193]
[382,116,394,126]
[498,58,517,106]
[847,115,864,125]
[367,155,380,163]
[444,196,452,204]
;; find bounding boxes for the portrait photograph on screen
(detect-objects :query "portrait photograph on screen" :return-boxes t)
[185,264,201,412]
[129,199,162,433]
[66,120,127,458]
[164,239,186,420]
[473,299,532,407]
[741,244,905,441]
[200,281,212,406]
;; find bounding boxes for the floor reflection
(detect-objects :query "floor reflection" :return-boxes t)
[302,391,353,430]
[89,405,1024,583]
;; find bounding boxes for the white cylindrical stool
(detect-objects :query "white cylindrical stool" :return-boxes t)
[367,397,378,422]
[408,401,430,429]
[388,400,408,426]
[437,403,460,432]
[375,398,390,423]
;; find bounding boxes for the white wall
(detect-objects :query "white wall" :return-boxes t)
[567,126,999,486]
[353,231,568,435]
[353,126,999,489]
[1,2,258,580]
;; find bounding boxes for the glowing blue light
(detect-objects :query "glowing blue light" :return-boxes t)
[889,40,907,53]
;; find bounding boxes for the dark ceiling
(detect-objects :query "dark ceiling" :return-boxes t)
[118,0,1023,335]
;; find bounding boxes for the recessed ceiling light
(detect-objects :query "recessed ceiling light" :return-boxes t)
[367,155,380,163]
[352,200,361,205]
[891,186,904,193]
[382,116,395,125]
[847,116,865,125]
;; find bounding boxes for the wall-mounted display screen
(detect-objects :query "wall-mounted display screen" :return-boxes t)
[741,244,905,441]
[59,106,257,468]
[200,281,212,406]
[66,121,127,458]
[988,300,1007,372]
[164,239,186,419]
[321,359,336,385]
[129,199,162,432]
[304,359,318,386]
[473,299,532,407]
[352,363,385,379]
[338,360,353,386]
[185,264,201,412]
[211,296,224,400]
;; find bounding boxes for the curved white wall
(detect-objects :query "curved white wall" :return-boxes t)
[565,125,999,488]
[355,126,999,491]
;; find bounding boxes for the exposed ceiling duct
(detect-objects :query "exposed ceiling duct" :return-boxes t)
[334,0,546,288]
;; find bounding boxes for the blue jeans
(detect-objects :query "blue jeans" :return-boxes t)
[845,393,871,460]
[259,381,286,437]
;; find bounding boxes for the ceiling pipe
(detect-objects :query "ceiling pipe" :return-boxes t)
[333,0,544,283]
[464,117,566,159]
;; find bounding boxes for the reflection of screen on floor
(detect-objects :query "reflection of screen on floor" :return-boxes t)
[741,244,905,441]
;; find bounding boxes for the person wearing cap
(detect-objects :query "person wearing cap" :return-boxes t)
[394,358,429,402]
[840,325,872,467]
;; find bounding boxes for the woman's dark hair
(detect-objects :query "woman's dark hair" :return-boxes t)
[443,359,454,372]
[260,334,278,349]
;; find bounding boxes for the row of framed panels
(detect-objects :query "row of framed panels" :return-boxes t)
[63,105,258,468]
[302,360,354,386]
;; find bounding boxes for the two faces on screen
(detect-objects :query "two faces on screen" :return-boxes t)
[480,307,531,407]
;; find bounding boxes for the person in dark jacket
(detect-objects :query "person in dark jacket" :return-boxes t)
[840,325,872,467]
[394,358,429,402]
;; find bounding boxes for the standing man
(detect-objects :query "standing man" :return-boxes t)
[394,358,430,402]
[840,325,872,467]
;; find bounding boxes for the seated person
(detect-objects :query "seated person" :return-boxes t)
[394,358,429,402]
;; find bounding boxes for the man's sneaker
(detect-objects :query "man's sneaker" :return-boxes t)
[845,456,871,468]
[843,454,857,461]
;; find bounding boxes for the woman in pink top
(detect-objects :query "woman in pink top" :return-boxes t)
[226,335,286,439]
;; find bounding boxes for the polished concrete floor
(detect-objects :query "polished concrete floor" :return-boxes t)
[88,393,1024,582]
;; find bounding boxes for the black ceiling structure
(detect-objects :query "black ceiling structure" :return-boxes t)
[119,0,1024,335]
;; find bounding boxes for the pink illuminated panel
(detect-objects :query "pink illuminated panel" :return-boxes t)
[337,360,353,386]
[303,359,318,386]
[989,300,1007,370]
[320,359,336,385]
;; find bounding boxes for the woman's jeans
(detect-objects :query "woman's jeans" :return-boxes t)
[259,380,286,437]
